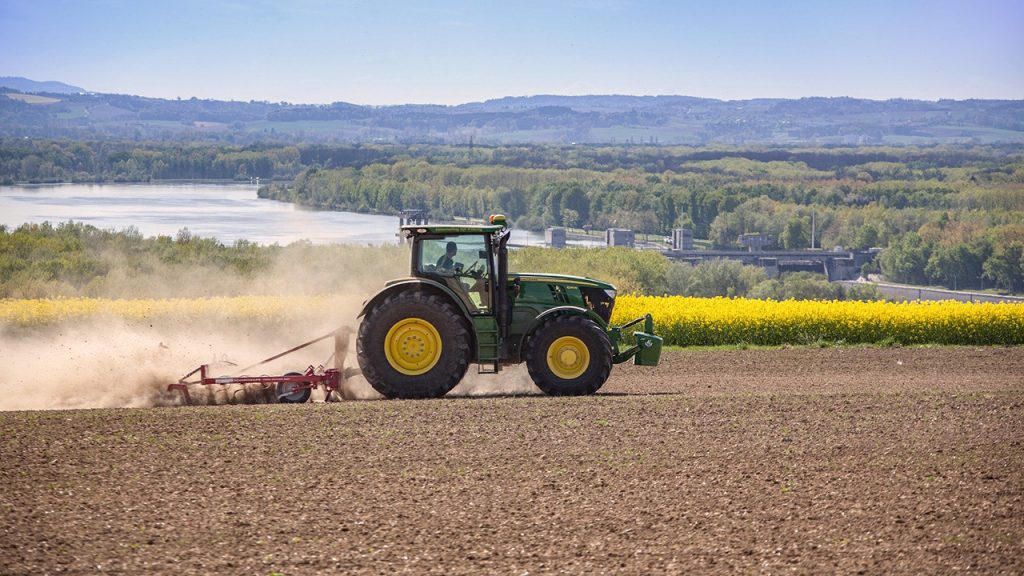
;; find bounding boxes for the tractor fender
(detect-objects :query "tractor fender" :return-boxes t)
[358,278,473,322]
[519,305,609,351]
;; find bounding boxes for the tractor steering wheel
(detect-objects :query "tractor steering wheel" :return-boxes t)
[461,260,483,279]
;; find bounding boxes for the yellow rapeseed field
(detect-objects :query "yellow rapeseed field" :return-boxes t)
[613,296,1024,346]
[2,295,1022,346]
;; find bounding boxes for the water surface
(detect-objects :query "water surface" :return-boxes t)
[0,183,553,246]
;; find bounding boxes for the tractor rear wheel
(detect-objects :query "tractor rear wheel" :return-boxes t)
[357,291,471,399]
[526,315,612,396]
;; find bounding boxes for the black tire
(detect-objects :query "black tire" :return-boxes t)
[276,371,311,403]
[357,290,471,399]
[526,315,613,396]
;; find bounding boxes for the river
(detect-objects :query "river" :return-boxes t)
[0,182,552,246]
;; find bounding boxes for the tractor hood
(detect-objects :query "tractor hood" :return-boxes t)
[509,272,616,291]
[511,273,617,323]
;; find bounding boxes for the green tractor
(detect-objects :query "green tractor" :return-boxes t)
[356,215,662,399]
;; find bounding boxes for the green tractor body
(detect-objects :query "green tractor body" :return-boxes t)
[357,218,662,398]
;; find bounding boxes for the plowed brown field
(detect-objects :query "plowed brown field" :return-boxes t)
[2,347,1023,575]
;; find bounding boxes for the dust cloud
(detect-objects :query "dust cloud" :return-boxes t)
[450,365,540,397]
[76,242,412,299]
[0,243,394,411]
[0,242,541,411]
[0,307,365,411]
[0,314,541,411]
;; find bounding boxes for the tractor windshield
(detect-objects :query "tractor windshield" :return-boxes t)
[416,234,492,312]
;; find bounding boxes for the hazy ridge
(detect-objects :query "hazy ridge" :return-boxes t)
[2,77,1022,145]
[0,76,85,95]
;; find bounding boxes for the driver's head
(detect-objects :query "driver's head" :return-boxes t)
[446,241,457,256]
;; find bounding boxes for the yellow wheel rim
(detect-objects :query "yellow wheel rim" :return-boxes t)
[385,318,442,376]
[546,336,590,380]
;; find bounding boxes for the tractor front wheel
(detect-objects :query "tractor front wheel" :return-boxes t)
[357,291,471,399]
[526,315,612,396]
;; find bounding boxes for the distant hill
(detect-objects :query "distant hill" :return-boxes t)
[0,76,85,94]
[0,85,1022,145]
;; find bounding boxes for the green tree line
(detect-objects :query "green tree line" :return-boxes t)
[4,141,1023,293]
[0,139,305,183]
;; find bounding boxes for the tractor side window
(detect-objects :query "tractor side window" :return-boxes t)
[417,235,491,312]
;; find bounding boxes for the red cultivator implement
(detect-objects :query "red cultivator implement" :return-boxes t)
[167,328,357,405]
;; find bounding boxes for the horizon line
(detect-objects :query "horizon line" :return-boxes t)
[3,77,1023,108]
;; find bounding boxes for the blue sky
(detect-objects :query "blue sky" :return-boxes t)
[1,0,1021,105]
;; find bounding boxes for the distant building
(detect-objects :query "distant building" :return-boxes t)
[545,227,567,248]
[399,209,428,226]
[739,233,771,252]
[671,228,693,250]
[606,228,635,248]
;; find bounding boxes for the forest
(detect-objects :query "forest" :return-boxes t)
[2,139,1023,293]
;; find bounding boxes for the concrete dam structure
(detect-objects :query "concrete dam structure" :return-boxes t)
[663,247,882,281]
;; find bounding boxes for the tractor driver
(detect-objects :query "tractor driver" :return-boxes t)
[433,239,487,310]
[436,241,459,272]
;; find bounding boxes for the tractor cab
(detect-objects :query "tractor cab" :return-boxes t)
[412,229,497,313]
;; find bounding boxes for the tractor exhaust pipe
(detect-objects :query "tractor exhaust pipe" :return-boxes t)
[496,229,511,341]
